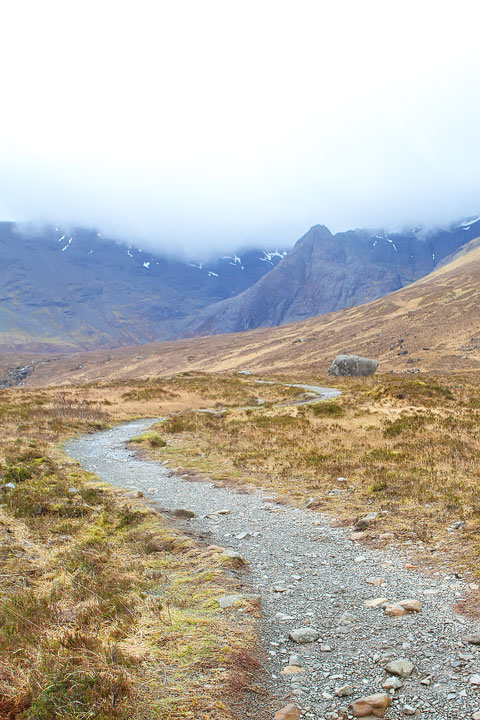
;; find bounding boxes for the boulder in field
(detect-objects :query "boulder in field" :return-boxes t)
[328,354,379,377]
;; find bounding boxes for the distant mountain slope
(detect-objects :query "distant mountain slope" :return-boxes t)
[436,234,480,267]
[19,232,480,386]
[184,219,480,336]
[2,215,480,353]
[0,223,286,350]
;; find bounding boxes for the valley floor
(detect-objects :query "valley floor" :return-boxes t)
[1,371,480,719]
[68,415,480,720]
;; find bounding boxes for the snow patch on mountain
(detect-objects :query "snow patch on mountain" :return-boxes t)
[457,215,480,228]
[260,250,288,265]
[222,254,243,268]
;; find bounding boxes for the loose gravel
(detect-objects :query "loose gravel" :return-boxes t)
[65,416,480,720]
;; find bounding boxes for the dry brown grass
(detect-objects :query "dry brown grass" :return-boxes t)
[134,372,480,576]
[3,369,480,718]
[0,378,267,720]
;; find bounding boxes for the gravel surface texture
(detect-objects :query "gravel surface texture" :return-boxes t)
[65,404,480,720]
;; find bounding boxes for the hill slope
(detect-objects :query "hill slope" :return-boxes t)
[17,235,480,386]
[0,223,285,350]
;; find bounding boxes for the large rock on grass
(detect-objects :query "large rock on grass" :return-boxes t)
[328,354,378,377]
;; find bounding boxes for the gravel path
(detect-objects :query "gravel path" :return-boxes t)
[253,380,342,406]
[65,414,480,720]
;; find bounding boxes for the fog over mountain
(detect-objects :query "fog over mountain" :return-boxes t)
[1,1,480,256]
[3,213,479,353]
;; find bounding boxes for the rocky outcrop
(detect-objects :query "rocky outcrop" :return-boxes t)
[328,354,378,377]
[184,219,480,337]
[0,364,33,388]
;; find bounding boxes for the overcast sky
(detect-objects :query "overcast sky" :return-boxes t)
[1,1,480,256]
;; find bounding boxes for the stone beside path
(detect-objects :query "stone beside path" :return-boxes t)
[66,418,480,720]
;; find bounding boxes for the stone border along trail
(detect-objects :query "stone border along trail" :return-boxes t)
[65,383,480,720]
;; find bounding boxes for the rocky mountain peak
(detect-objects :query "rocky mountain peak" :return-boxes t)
[3,215,480,351]
[183,217,480,337]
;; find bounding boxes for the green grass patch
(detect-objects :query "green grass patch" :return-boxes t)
[130,431,167,448]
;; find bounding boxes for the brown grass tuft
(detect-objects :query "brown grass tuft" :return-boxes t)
[0,378,262,720]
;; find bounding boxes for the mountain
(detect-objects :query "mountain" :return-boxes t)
[19,231,480,387]
[0,223,286,351]
[183,218,480,336]
[2,215,480,353]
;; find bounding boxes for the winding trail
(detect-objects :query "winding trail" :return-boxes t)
[253,380,342,406]
[65,387,480,720]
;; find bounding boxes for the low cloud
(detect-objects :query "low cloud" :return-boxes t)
[1,2,480,257]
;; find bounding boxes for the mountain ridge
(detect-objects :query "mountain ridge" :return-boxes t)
[3,215,480,352]
[0,222,286,351]
[183,219,480,337]
[12,232,480,388]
